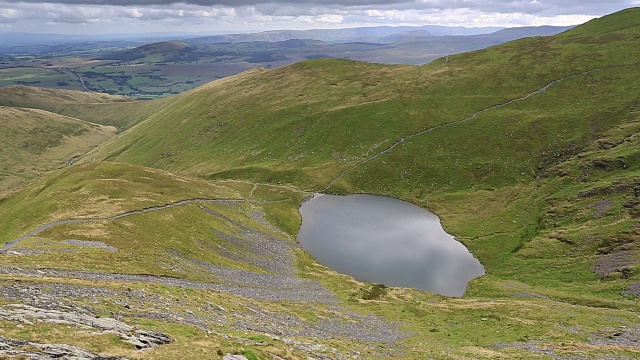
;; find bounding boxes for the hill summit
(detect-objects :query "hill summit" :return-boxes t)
[102,40,193,61]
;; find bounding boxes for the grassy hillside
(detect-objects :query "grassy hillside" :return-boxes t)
[84,7,640,303]
[0,106,116,198]
[1,162,639,359]
[559,7,640,38]
[1,7,640,359]
[0,86,170,129]
[87,8,640,188]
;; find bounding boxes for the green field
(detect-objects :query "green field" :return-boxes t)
[0,66,85,90]
[0,50,260,99]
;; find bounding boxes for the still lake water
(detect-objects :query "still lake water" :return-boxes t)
[298,194,485,297]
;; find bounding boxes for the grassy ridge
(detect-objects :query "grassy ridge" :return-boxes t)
[0,107,116,198]
[0,86,171,129]
[0,162,249,245]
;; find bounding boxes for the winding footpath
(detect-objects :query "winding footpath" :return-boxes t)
[0,197,264,251]
[248,183,258,198]
[324,68,601,190]
[0,196,343,304]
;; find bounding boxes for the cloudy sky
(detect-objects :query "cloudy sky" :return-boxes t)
[0,0,638,34]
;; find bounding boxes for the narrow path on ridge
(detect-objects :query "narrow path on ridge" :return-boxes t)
[0,197,288,251]
[249,183,258,198]
[324,68,602,190]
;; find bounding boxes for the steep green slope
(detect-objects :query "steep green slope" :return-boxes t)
[0,86,170,129]
[559,7,640,37]
[88,8,640,187]
[85,8,640,304]
[0,106,116,198]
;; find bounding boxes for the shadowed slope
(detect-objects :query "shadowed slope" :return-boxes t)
[0,107,116,197]
[0,86,171,129]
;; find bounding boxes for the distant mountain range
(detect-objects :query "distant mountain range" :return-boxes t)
[0,24,573,58]
[0,24,508,52]
[0,31,226,47]
[186,24,506,44]
[100,25,574,66]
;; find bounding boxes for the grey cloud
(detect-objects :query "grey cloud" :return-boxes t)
[0,0,635,29]
[0,0,636,16]
[207,1,635,18]
[2,0,413,5]
[0,2,242,23]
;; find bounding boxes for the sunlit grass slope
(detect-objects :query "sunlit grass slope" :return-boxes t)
[0,161,253,245]
[0,107,116,198]
[0,161,289,277]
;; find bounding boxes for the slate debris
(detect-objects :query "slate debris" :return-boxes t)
[0,205,406,359]
[0,304,173,350]
[0,335,126,360]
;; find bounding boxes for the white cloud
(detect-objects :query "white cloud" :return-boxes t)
[0,0,633,32]
[365,9,384,17]
[317,14,344,23]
